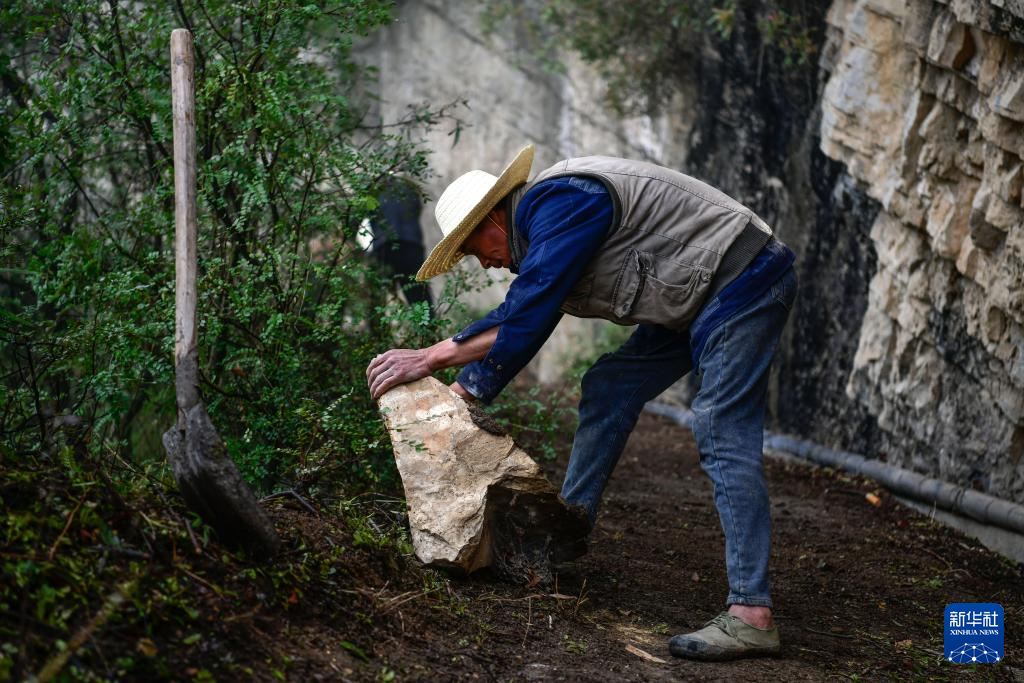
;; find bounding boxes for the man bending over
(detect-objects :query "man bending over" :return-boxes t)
[366,144,797,661]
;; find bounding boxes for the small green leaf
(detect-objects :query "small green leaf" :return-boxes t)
[340,640,370,662]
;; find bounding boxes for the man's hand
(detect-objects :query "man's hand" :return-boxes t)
[366,348,432,400]
[366,327,500,401]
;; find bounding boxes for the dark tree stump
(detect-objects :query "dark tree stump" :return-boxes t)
[162,403,281,559]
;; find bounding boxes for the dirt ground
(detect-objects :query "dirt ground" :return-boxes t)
[44,411,1021,681]
[367,412,1024,682]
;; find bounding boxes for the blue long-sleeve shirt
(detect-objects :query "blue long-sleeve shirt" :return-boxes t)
[454,177,613,402]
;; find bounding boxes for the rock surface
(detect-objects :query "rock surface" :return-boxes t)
[820,0,1024,503]
[378,377,588,582]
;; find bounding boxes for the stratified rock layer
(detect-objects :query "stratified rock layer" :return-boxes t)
[378,378,588,582]
[821,0,1024,502]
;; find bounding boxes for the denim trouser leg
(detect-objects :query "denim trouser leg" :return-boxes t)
[561,324,693,523]
[689,267,797,608]
[560,266,797,609]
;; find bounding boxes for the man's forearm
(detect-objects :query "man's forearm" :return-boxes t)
[426,327,499,371]
[366,327,500,401]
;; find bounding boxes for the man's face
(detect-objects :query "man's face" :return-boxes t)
[461,211,511,270]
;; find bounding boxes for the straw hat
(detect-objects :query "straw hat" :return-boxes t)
[416,144,535,281]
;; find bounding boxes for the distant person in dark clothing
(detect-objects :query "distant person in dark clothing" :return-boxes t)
[368,176,433,312]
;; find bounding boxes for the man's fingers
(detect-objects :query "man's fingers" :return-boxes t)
[367,358,386,386]
[370,362,402,400]
[366,352,387,381]
[376,374,401,400]
[367,349,432,400]
[450,381,474,402]
[367,350,399,384]
[369,365,392,399]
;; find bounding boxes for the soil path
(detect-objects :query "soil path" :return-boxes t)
[393,412,1023,681]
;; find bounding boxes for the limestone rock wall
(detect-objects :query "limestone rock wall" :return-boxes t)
[820,0,1024,501]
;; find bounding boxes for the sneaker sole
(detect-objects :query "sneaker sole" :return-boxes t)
[668,642,781,662]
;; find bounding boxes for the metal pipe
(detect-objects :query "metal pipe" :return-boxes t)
[645,401,1024,536]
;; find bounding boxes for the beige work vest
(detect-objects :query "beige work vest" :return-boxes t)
[508,156,773,331]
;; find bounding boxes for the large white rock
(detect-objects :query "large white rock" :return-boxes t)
[378,377,588,582]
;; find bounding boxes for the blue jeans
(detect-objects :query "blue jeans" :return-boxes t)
[561,266,797,608]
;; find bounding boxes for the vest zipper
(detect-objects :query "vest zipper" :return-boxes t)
[634,252,648,305]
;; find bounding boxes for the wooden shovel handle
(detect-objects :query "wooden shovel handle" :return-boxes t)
[171,28,199,424]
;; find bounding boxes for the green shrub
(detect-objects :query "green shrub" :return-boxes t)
[0,0,467,494]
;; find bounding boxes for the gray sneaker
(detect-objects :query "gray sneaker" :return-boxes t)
[668,612,781,661]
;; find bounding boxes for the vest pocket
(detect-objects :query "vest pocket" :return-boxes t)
[611,249,711,327]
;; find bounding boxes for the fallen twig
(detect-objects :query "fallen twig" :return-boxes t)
[521,596,532,648]
[624,643,667,664]
[35,579,136,683]
[545,593,577,601]
[479,592,578,603]
[380,587,440,614]
[825,487,882,507]
[261,489,319,516]
[152,487,202,555]
[176,564,220,594]
[181,512,203,555]
[223,606,261,623]
[803,626,856,639]
[47,494,87,561]
[920,546,958,571]
[137,509,176,533]
[86,545,151,560]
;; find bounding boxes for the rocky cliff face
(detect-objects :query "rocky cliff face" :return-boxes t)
[363,0,1024,505]
[627,1,888,458]
[820,0,1024,502]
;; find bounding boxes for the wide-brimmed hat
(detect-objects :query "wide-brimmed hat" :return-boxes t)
[416,144,535,281]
